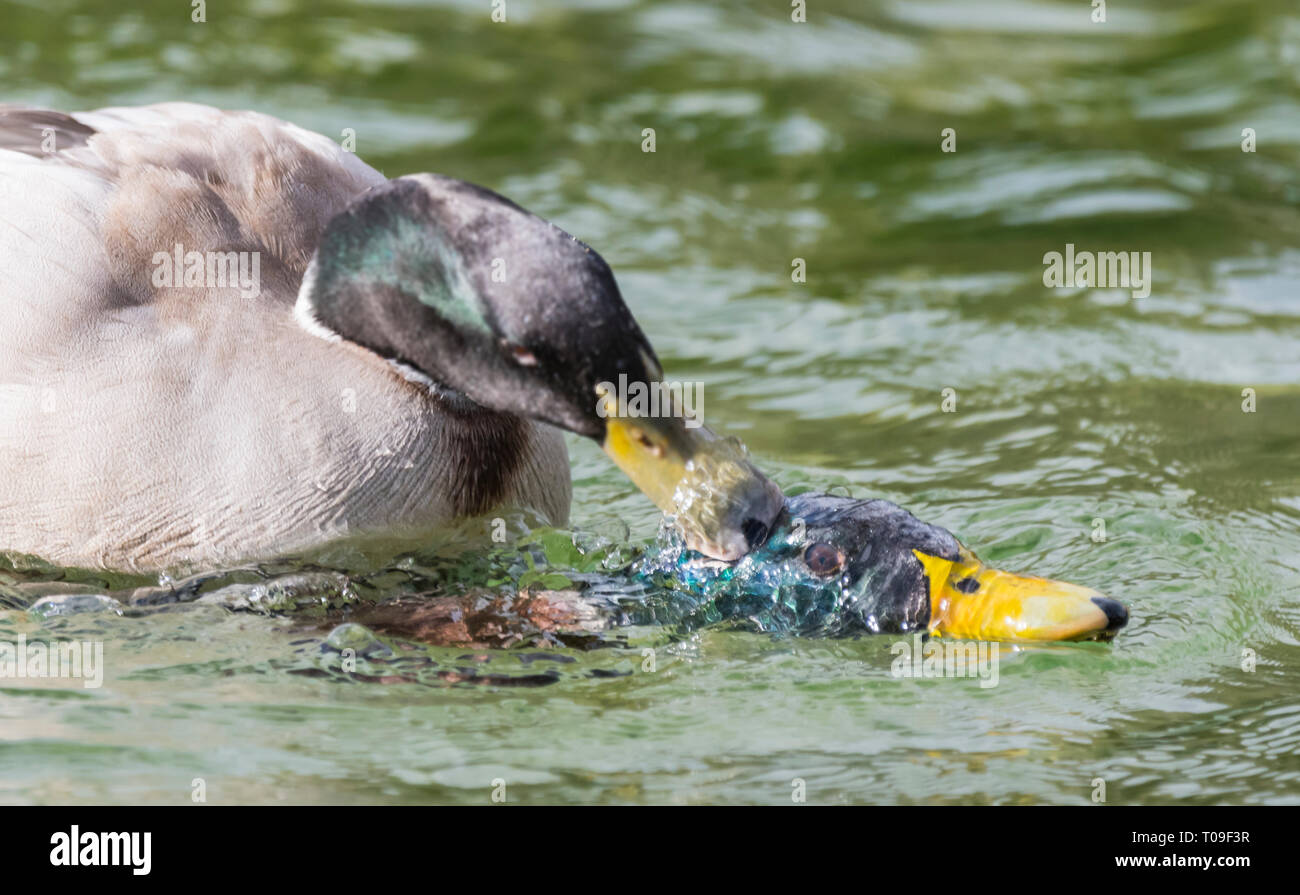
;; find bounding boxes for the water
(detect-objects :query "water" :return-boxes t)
[2,0,1299,804]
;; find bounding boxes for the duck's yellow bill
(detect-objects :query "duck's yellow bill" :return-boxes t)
[914,547,1128,642]
[600,411,782,562]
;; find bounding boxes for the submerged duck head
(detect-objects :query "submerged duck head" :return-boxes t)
[647,492,1128,642]
[297,173,782,560]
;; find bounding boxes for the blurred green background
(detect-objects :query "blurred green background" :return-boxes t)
[1,0,1298,804]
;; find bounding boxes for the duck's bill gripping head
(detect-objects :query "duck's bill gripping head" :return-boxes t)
[601,412,782,562]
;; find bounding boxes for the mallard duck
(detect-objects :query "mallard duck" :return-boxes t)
[643,492,1129,641]
[319,492,1129,648]
[0,103,782,573]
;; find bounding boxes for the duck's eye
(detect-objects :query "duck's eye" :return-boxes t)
[803,542,843,576]
[502,341,538,366]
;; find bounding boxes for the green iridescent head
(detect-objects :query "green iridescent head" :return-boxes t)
[637,493,1128,641]
[297,173,781,560]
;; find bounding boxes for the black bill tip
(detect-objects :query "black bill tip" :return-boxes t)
[1091,596,1129,634]
[741,518,770,551]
